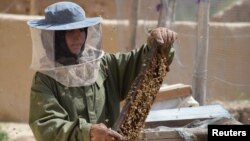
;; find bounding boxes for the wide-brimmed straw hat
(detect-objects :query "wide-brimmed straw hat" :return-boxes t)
[27,2,102,30]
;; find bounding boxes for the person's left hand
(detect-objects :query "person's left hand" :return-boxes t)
[147,27,177,47]
[90,123,124,141]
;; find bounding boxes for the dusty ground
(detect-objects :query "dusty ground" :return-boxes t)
[0,100,249,141]
[0,122,34,141]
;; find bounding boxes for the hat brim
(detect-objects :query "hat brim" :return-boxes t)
[27,17,102,30]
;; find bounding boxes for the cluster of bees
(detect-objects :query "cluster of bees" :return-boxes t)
[116,43,170,141]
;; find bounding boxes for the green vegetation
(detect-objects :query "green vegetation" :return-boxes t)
[0,128,8,141]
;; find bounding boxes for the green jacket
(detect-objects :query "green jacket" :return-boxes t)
[29,44,174,141]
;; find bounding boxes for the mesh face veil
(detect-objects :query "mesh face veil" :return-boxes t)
[29,24,104,87]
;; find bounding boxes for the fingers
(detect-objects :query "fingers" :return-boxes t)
[162,28,176,44]
[99,123,108,129]
[90,124,125,141]
[162,28,170,44]
[171,31,177,42]
[151,28,164,44]
[107,128,124,141]
[150,27,177,45]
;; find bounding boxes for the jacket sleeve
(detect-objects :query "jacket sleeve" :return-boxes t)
[29,73,91,141]
[103,43,174,101]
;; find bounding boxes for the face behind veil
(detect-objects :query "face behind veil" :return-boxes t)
[29,25,105,87]
[54,28,88,66]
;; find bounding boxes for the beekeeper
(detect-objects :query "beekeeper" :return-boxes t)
[27,1,176,141]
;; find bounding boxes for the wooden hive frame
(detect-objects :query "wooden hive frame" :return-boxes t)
[113,41,173,141]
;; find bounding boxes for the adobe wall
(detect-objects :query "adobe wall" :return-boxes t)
[0,0,158,19]
[0,14,34,122]
[0,13,250,122]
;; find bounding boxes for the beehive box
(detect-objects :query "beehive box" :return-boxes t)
[136,104,235,141]
[138,127,207,141]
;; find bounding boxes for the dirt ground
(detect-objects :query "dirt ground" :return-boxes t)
[0,100,249,141]
[211,100,250,124]
[0,122,34,141]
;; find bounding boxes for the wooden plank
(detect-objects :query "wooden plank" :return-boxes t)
[192,0,210,105]
[138,118,240,140]
[29,0,39,15]
[139,138,183,141]
[128,0,139,50]
[156,83,192,101]
[137,127,207,141]
[142,130,180,139]
[145,104,231,128]
[158,0,177,29]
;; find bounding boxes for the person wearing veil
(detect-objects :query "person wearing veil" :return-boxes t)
[27,2,177,141]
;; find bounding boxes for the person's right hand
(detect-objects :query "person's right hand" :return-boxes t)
[147,27,177,47]
[90,123,124,141]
